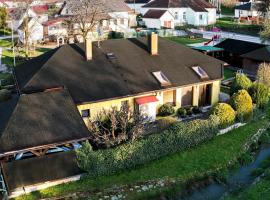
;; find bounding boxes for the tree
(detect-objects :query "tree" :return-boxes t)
[0,7,7,29]
[87,104,145,148]
[249,83,269,109]
[230,73,252,95]
[260,20,270,42]
[255,0,270,17]
[65,0,108,41]
[257,62,270,87]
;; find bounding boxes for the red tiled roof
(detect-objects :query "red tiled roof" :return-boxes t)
[42,18,66,26]
[32,5,49,15]
[135,96,159,105]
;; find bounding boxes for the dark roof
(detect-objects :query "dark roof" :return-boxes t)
[0,89,90,154]
[142,9,168,18]
[125,0,151,3]
[241,46,270,62]
[215,39,265,55]
[2,151,82,192]
[142,0,215,12]
[235,2,252,10]
[15,37,223,104]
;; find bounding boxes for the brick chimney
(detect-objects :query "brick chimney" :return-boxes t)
[148,32,158,55]
[85,38,92,61]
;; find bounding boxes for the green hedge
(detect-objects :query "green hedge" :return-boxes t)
[76,117,219,177]
[211,103,235,128]
[230,73,252,95]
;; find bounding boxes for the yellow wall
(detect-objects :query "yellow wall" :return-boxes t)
[77,80,221,121]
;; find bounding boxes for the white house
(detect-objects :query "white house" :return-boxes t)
[234,2,259,18]
[141,0,216,26]
[125,0,152,14]
[142,9,175,29]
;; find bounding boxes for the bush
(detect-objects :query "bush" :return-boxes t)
[230,73,252,95]
[156,117,177,130]
[76,118,219,177]
[0,89,11,102]
[158,104,175,116]
[177,107,187,117]
[211,103,235,128]
[186,107,193,116]
[192,106,201,114]
[249,83,269,109]
[230,90,253,121]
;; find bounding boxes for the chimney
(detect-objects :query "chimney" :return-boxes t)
[85,38,92,61]
[148,32,158,55]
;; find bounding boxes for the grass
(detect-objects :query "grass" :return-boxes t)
[224,68,236,80]
[213,17,262,36]
[221,5,235,15]
[0,28,11,36]
[166,36,209,45]
[15,119,269,200]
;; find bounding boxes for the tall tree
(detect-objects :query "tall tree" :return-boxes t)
[0,7,7,29]
[65,0,108,41]
[255,0,270,17]
[260,19,270,41]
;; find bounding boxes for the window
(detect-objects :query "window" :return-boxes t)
[199,14,203,20]
[81,109,90,118]
[183,12,186,21]
[191,66,209,79]
[175,12,178,20]
[120,18,125,25]
[152,71,171,87]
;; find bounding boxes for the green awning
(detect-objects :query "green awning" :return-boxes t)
[191,46,224,52]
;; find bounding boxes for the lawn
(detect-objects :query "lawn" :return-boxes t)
[15,119,269,200]
[213,17,262,36]
[166,36,209,45]
[224,67,236,80]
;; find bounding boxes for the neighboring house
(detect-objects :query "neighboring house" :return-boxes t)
[1,35,223,196]
[142,9,175,29]
[42,17,68,41]
[241,46,270,74]
[234,2,259,19]
[141,0,216,26]
[125,0,151,14]
[215,38,265,69]
[59,0,136,39]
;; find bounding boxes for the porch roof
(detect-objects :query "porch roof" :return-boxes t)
[135,95,159,104]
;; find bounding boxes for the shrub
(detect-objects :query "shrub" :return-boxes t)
[158,104,175,116]
[256,63,270,87]
[192,106,201,114]
[76,118,219,177]
[230,73,252,95]
[177,107,187,117]
[230,90,253,121]
[0,89,11,102]
[156,117,177,129]
[211,103,235,128]
[249,83,269,109]
[186,107,193,116]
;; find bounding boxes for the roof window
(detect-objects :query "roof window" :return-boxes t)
[152,71,171,87]
[191,66,209,79]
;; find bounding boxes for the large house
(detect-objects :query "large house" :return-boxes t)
[140,0,217,26]
[125,0,152,13]
[0,34,223,197]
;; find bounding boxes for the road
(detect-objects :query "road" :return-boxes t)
[190,29,269,45]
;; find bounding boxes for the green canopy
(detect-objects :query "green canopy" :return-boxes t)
[191,46,224,52]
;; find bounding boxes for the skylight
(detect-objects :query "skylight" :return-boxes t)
[191,66,209,79]
[152,71,171,87]
[106,52,116,59]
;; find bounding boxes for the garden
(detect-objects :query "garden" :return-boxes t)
[14,63,270,199]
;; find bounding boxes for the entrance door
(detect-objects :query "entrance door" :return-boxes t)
[199,84,212,106]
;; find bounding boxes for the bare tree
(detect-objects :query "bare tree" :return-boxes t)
[88,104,145,148]
[257,62,270,87]
[65,0,108,41]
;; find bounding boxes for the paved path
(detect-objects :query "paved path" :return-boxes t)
[190,29,269,45]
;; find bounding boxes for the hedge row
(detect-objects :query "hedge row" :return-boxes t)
[76,117,219,177]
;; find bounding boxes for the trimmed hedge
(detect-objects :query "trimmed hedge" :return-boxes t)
[211,103,235,128]
[230,89,253,121]
[76,117,219,177]
[230,73,252,95]
[158,103,175,116]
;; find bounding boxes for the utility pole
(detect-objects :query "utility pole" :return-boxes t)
[11,20,16,67]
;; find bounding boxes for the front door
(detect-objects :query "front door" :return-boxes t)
[198,84,212,106]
